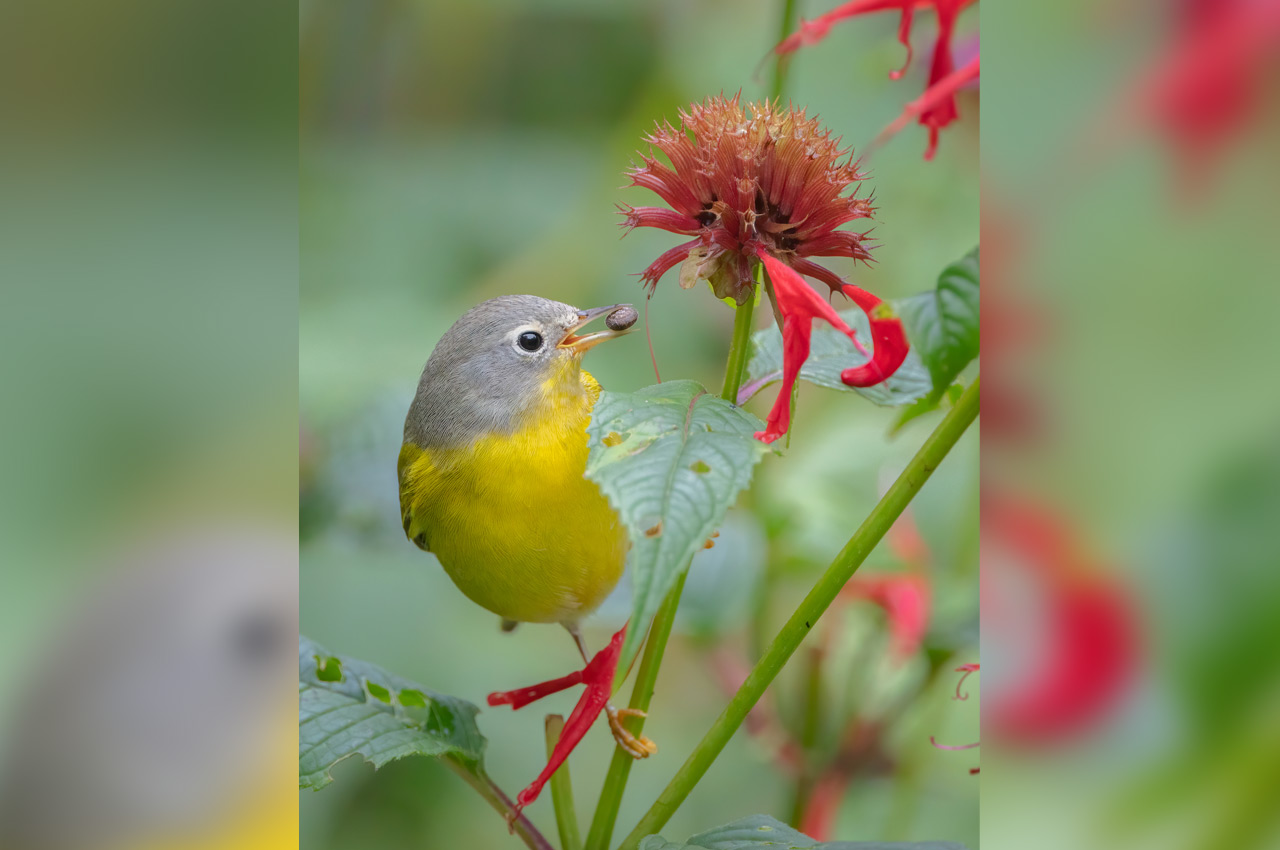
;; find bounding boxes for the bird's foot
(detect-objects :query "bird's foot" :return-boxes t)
[607,704,657,759]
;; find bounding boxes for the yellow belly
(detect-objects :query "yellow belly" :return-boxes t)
[398,373,627,624]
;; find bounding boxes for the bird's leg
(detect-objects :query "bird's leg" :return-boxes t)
[567,622,591,663]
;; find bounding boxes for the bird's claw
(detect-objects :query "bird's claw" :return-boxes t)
[606,704,658,759]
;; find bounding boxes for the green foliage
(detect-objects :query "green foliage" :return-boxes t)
[586,380,770,669]
[638,814,969,849]
[299,635,486,790]
[744,307,933,407]
[900,247,980,397]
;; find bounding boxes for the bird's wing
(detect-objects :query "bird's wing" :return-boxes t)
[397,442,432,552]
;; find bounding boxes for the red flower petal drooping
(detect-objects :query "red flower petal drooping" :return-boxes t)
[774,0,978,158]
[623,95,874,305]
[837,283,910,387]
[754,252,910,443]
[871,56,980,157]
[487,625,626,814]
[754,252,864,443]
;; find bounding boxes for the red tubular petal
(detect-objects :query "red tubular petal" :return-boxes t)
[838,283,910,387]
[755,252,866,443]
[888,6,917,79]
[639,239,701,288]
[510,625,627,813]
[773,0,918,56]
[795,230,873,259]
[787,257,848,293]
[487,669,585,710]
[627,160,704,216]
[873,55,980,157]
[619,205,703,235]
[954,662,980,700]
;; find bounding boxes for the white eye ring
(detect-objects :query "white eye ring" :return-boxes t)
[514,329,544,354]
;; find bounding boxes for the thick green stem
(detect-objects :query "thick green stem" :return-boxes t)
[546,714,583,850]
[788,645,825,828]
[720,293,757,403]
[587,293,757,849]
[585,572,687,850]
[771,0,799,102]
[445,758,555,850]
[618,378,981,850]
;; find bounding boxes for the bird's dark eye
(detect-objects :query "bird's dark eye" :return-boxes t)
[517,331,543,352]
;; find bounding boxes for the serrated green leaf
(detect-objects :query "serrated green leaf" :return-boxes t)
[900,247,980,395]
[744,306,933,407]
[586,380,770,669]
[299,635,486,789]
[638,814,969,850]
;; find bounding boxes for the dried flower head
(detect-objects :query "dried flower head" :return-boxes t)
[621,94,874,305]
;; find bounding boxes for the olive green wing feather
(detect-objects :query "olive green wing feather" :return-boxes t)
[397,442,432,552]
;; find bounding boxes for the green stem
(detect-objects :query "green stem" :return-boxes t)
[788,645,825,828]
[721,292,757,403]
[546,715,583,850]
[618,377,981,850]
[585,572,687,850]
[771,0,799,102]
[587,292,757,850]
[445,758,555,850]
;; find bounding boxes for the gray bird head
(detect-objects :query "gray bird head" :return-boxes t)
[405,295,633,448]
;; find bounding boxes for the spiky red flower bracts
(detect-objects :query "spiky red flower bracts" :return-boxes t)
[622,95,874,305]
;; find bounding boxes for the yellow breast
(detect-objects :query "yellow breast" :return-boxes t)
[398,370,627,624]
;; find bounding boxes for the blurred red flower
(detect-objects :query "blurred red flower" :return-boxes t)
[841,570,931,661]
[1138,0,1280,182]
[774,0,978,158]
[982,497,1139,744]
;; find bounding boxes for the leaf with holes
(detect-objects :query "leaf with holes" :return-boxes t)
[587,380,770,670]
[742,305,932,407]
[299,635,486,789]
[639,814,969,850]
[900,247,980,395]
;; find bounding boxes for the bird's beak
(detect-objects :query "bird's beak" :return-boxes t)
[558,304,634,353]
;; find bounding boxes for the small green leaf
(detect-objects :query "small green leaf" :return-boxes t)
[744,306,932,407]
[587,380,770,669]
[299,635,486,790]
[900,247,980,395]
[638,814,969,849]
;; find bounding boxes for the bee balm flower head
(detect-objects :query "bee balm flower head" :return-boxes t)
[622,94,875,304]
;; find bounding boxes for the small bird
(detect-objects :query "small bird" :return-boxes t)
[397,295,654,766]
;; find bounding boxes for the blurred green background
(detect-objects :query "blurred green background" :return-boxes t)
[300,0,978,848]
[982,1,1280,849]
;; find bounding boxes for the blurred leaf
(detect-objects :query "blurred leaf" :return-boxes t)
[586,380,769,669]
[638,814,969,849]
[745,307,932,407]
[299,635,486,790]
[900,248,980,396]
